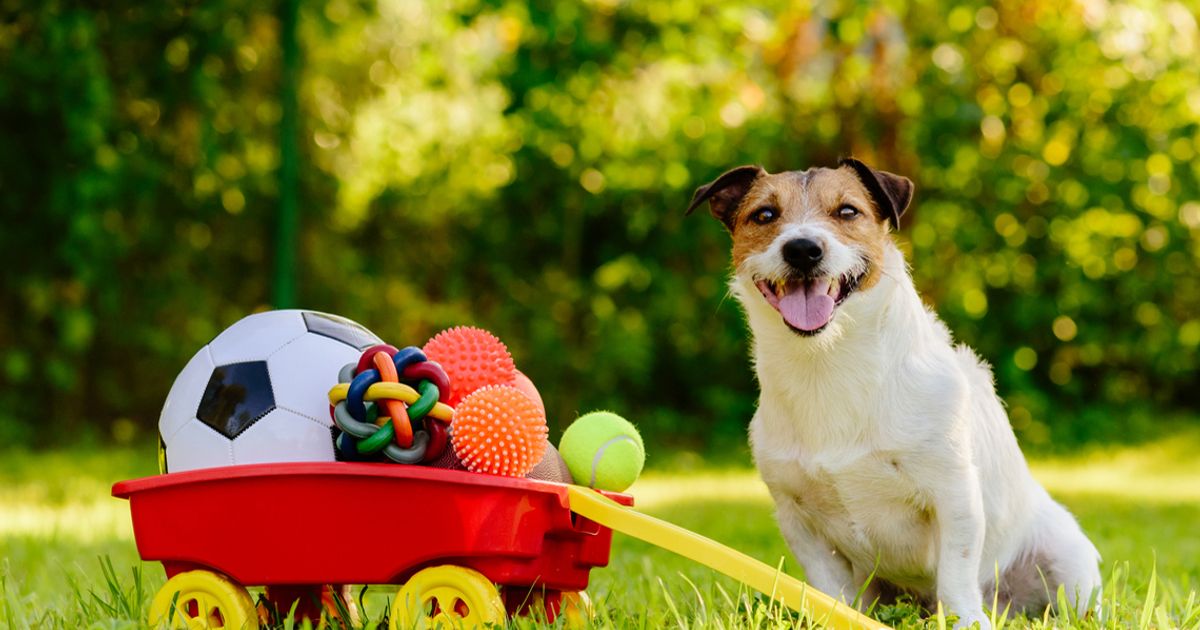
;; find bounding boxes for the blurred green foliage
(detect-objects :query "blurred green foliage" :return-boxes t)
[1,0,1197,450]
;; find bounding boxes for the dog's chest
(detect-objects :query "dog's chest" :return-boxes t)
[757,445,939,583]
[749,384,944,583]
[747,305,957,584]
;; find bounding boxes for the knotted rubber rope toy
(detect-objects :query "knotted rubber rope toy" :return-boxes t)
[327,344,455,464]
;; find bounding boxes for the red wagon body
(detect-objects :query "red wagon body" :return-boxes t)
[112,462,631,592]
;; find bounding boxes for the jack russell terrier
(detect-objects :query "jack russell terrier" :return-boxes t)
[686,159,1100,628]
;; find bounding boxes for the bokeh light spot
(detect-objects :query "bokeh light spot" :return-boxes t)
[580,168,605,194]
[963,289,988,318]
[1014,347,1038,371]
[1053,316,1078,342]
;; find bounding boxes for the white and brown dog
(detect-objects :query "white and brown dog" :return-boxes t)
[687,160,1100,628]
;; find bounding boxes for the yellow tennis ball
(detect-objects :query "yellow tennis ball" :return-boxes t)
[559,411,645,492]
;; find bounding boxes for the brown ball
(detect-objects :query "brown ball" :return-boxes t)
[525,442,574,484]
[428,437,570,483]
[425,440,468,471]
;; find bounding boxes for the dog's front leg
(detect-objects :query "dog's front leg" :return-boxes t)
[852,565,883,611]
[930,454,989,629]
[770,490,856,603]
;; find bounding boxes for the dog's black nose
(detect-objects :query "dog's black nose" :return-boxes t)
[783,238,823,271]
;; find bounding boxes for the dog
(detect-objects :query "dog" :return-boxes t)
[686,160,1101,628]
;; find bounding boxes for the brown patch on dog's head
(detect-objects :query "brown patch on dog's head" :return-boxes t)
[838,158,913,230]
[687,159,914,334]
[685,165,765,230]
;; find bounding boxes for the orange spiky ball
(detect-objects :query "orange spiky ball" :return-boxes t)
[451,385,547,477]
[423,326,517,406]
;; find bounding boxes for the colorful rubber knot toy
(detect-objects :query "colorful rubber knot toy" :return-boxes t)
[327,344,456,464]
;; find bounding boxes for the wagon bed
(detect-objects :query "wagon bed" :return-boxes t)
[112,462,631,592]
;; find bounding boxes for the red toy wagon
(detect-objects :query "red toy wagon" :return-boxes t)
[113,462,632,629]
[115,462,890,630]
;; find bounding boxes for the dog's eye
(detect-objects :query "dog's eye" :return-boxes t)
[837,204,861,219]
[750,207,778,225]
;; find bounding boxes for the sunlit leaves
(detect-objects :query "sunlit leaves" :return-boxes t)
[3,0,1198,448]
[269,0,1200,446]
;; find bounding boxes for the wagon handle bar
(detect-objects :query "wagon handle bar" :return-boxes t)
[565,485,892,630]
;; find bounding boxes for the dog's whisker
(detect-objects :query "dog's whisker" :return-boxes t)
[877,267,903,284]
[718,285,735,312]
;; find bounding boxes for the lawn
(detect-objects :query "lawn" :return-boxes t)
[1,433,1198,629]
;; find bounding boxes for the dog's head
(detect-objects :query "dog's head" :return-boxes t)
[686,159,913,337]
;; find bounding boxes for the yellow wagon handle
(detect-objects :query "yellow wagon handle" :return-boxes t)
[565,485,892,630]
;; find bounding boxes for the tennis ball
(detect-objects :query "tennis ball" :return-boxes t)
[559,411,644,492]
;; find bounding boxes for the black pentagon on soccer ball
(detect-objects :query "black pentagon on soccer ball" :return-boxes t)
[302,311,382,350]
[196,361,276,439]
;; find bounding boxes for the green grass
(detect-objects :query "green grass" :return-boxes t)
[1,434,1199,629]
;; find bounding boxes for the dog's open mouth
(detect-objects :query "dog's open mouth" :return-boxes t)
[755,272,864,335]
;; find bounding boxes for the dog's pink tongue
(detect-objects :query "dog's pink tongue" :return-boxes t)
[778,279,835,331]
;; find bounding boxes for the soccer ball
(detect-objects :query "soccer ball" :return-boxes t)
[159,310,383,473]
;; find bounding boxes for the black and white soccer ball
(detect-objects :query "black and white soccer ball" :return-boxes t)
[158,310,383,472]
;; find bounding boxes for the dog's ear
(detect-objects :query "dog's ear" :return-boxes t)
[839,158,913,230]
[685,165,766,231]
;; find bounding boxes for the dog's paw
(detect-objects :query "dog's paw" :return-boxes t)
[953,612,992,630]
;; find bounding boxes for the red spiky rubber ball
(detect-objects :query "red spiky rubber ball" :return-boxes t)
[451,385,547,477]
[423,326,516,406]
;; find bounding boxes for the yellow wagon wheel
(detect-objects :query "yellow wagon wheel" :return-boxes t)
[558,591,593,629]
[148,570,258,630]
[390,566,505,630]
[505,589,592,628]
